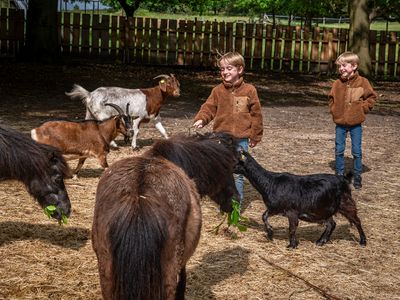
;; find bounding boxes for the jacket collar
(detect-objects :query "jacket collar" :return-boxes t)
[223,77,244,90]
[340,71,359,83]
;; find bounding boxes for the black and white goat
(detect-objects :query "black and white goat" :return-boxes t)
[66,74,180,149]
[235,149,367,248]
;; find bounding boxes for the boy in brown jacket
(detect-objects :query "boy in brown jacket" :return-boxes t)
[193,51,263,206]
[329,52,377,189]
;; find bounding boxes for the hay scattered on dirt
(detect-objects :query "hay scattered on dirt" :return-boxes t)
[1,62,399,299]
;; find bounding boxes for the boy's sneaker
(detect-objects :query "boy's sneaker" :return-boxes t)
[353,176,362,189]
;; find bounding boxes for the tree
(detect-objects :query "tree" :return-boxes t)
[235,0,284,27]
[101,0,142,16]
[368,0,400,22]
[347,0,400,77]
[24,0,59,62]
[348,0,371,76]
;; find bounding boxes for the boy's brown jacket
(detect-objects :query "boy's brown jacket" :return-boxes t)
[329,72,377,126]
[194,78,263,142]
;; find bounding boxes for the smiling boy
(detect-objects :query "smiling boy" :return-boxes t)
[329,52,377,189]
[193,51,264,206]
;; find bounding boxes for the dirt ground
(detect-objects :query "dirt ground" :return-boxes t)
[0,61,399,300]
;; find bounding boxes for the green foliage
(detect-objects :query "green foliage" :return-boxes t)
[227,199,248,232]
[44,205,68,225]
[235,0,281,16]
[368,0,400,22]
[97,0,399,23]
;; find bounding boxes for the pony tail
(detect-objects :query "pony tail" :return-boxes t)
[109,197,168,300]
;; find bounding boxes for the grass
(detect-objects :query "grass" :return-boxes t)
[70,8,400,31]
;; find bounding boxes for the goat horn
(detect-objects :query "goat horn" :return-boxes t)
[153,74,170,80]
[105,103,124,116]
[125,103,130,115]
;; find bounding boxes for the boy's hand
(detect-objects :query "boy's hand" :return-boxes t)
[249,140,258,148]
[193,120,203,128]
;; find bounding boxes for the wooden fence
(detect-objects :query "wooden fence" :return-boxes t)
[1,9,399,79]
[0,8,24,58]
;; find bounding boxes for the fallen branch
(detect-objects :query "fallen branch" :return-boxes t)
[257,254,343,300]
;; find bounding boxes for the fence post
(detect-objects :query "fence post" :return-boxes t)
[369,30,377,76]
[167,19,177,65]
[253,23,263,70]
[273,26,282,71]
[244,23,254,69]
[159,19,168,65]
[193,20,203,67]
[264,25,273,71]
[387,31,397,78]
[150,18,158,65]
[177,20,186,65]
[377,31,386,77]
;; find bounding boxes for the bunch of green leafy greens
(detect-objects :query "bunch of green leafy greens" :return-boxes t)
[44,205,68,225]
[228,199,248,232]
[211,198,248,234]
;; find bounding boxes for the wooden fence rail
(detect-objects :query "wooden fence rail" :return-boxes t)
[1,10,399,79]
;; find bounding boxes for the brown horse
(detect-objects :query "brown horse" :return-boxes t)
[92,132,239,299]
[0,125,71,220]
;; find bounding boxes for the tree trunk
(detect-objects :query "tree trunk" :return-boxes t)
[24,0,59,63]
[119,0,141,17]
[348,0,372,76]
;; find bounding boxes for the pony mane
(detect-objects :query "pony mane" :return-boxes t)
[144,132,238,197]
[0,125,70,183]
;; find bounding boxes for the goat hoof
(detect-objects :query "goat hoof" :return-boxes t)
[287,242,298,249]
[315,239,327,246]
[265,233,273,241]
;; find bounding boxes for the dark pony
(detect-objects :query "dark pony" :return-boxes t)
[144,132,240,212]
[0,125,71,220]
[92,132,239,300]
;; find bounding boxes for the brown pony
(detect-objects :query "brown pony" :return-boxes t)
[92,132,239,299]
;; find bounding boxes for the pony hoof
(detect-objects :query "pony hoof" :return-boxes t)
[360,239,367,246]
[266,232,273,240]
[315,240,327,246]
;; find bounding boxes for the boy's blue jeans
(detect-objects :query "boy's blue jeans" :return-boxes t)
[235,138,249,204]
[335,124,363,177]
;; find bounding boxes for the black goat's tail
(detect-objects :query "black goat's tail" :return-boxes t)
[344,172,353,183]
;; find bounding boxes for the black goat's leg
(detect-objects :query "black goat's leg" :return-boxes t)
[262,210,274,240]
[316,217,336,246]
[339,205,367,246]
[287,212,299,248]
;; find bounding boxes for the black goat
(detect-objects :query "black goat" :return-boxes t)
[235,149,367,248]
